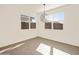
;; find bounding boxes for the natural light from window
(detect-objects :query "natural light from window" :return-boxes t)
[45,12,64,23]
[36,43,70,55]
[36,43,51,55]
[53,48,70,55]
[30,17,36,22]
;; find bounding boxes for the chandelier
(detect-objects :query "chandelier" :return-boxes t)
[40,4,47,22]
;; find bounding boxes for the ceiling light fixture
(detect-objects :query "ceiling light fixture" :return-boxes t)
[40,4,47,22]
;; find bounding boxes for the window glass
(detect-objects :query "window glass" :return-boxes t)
[45,22,52,29]
[45,14,53,22]
[30,17,36,22]
[21,22,29,29]
[53,12,64,23]
[45,12,64,23]
[21,15,29,22]
[21,15,36,29]
[45,12,64,30]
[30,23,36,29]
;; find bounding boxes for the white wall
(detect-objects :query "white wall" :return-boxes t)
[0,5,38,47]
[37,5,79,47]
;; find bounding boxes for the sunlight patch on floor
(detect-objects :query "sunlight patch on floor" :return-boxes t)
[53,48,70,55]
[36,43,51,55]
[36,43,70,55]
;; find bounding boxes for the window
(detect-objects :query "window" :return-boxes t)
[21,15,29,22]
[53,12,64,23]
[21,15,36,29]
[45,15,52,29]
[30,17,36,29]
[45,12,64,30]
[30,17,36,23]
[30,23,36,29]
[21,22,29,29]
[45,22,52,29]
[53,22,63,30]
[21,15,29,29]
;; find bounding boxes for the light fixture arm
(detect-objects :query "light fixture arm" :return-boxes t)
[43,4,45,19]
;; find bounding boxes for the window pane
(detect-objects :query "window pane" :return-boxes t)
[21,22,29,29]
[45,12,64,23]
[45,14,53,22]
[30,23,36,29]
[30,17,36,22]
[45,22,52,29]
[21,22,26,29]
[53,22,63,30]
[21,15,29,22]
[53,12,64,23]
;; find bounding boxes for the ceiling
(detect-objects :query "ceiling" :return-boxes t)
[19,4,65,13]
[0,4,65,13]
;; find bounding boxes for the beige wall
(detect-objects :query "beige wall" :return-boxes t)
[37,5,79,47]
[0,5,38,47]
[0,4,79,47]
